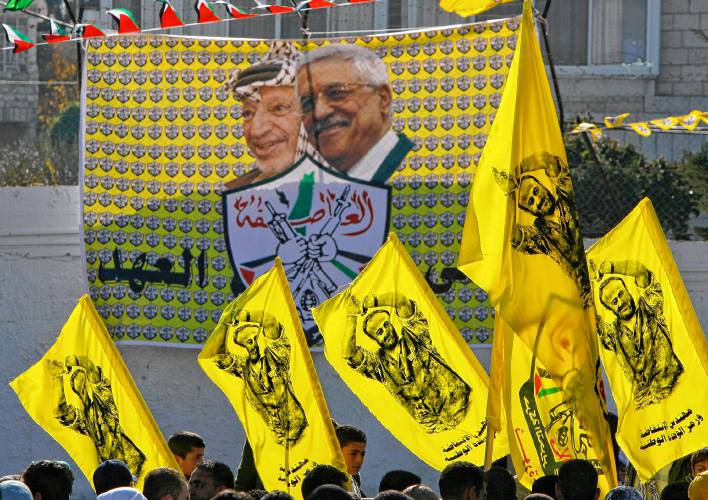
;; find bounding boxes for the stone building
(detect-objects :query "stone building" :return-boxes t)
[1,0,706,155]
[0,6,42,142]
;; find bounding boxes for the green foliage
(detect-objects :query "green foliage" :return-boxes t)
[49,102,80,149]
[0,103,80,186]
[678,142,708,212]
[567,134,702,240]
[0,140,45,186]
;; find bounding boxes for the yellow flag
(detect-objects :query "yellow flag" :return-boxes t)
[604,113,631,128]
[10,295,179,490]
[587,198,708,481]
[629,122,653,137]
[438,0,515,17]
[458,0,617,492]
[493,314,615,492]
[198,260,345,499]
[313,233,508,470]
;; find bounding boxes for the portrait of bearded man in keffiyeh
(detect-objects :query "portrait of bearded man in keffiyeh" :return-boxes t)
[226,41,323,189]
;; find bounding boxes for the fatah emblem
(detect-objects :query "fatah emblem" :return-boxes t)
[223,156,390,346]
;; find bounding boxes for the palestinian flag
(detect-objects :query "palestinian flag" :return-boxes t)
[73,23,105,38]
[195,0,220,23]
[107,8,141,33]
[533,370,562,399]
[213,0,256,18]
[295,0,335,11]
[42,19,71,43]
[155,0,184,28]
[253,0,294,14]
[2,23,34,53]
[3,0,33,11]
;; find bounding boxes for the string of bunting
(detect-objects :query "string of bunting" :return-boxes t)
[0,0,375,53]
[569,110,708,140]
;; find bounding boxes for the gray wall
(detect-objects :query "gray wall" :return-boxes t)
[1,187,706,498]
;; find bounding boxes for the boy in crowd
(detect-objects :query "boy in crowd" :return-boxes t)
[21,460,74,500]
[692,448,708,478]
[335,425,367,498]
[167,432,205,479]
[143,468,188,500]
[189,461,234,500]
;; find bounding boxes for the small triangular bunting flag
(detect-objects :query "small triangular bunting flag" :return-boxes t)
[43,19,71,43]
[295,0,335,11]
[107,8,141,33]
[73,23,105,38]
[213,0,257,18]
[154,0,184,28]
[253,0,294,13]
[2,23,34,53]
[3,0,34,11]
[195,0,220,22]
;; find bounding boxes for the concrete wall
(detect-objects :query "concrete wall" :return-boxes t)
[1,186,706,498]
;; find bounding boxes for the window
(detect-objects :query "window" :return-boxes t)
[542,0,660,73]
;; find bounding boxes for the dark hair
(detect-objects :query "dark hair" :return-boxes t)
[660,482,689,500]
[301,465,348,500]
[210,489,251,500]
[93,460,135,495]
[260,492,294,500]
[375,491,413,500]
[484,467,516,500]
[403,484,439,500]
[168,432,206,458]
[194,461,235,490]
[246,489,268,500]
[439,462,483,500]
[558,460,598,500]
[335,425,367,447]
[308,485,352,500]
[22,460,74,500]
[604,486,641,500]
[143,467,187,500]
[691,448,708,472]
[531,475,557,499]
[379,470,421,493]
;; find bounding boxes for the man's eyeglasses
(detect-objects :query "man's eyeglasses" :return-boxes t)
[299,82,376,114]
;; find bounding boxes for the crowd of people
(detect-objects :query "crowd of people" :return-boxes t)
[1,428,707,500]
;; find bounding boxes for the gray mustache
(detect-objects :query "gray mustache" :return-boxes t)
[313,118,350,137]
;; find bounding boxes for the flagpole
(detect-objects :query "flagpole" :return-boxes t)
[484,313,505,470]
[535,0,565,132]
[483,427,495,470]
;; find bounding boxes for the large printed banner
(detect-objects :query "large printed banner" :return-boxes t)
[81,18,520,346]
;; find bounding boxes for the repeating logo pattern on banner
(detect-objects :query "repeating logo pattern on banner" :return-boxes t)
[82,18,519,346]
